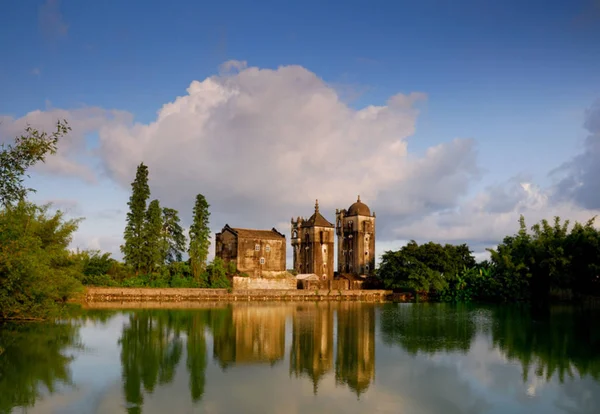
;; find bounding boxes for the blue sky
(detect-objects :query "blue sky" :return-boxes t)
[1,0,600,262]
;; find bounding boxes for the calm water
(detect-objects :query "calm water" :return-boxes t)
[1,303,599,414]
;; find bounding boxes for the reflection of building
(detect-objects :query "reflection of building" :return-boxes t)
[215,225,286,278]
[289,303,334,394]
[291,200,335,283]
[335,303,375,396]
[336,196,376,276]
[212,305,287,368]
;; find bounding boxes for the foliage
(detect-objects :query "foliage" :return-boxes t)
[121,162,150,274]
[189,194,211,280]
[143,199,166,273]
[0,321,81,413]
[0,120,70,208]
[73,249,120,287]
[488,215,600,303]
[205,257,232,289]
[377,241,476,292]
[0,202,83,319]
[162,207,186,263]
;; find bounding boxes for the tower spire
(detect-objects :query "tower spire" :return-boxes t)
[357,195,361,202]
[315,199,319,212]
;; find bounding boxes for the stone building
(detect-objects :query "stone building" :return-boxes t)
[336,196,376,276]
[291,200,335,283]
[215,224,286,278]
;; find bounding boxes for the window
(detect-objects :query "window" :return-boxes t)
[292,230,298,238]
[255,244,260,251]
[266,245,271,252]
[259,257,265,264]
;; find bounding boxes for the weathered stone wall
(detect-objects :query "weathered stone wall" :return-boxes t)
[233,275,296,290]
[215,230,238,264]
[237,237,286,277]
[298,279,349,290]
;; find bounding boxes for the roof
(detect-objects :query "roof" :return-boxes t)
[347,195,371,216]
[301,199,334,228]
[220,224,285,240]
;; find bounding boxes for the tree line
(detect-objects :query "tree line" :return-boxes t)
[376,215,600,305]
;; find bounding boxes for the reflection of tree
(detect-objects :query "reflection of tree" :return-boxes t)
[379,303,476,355]
[186,312,208,402]
[335,303,375,397]
[210,305,286,369]
[289,303,334,394]
[118,310,209,413]
[0,321,81,414]
[491,306,600,383]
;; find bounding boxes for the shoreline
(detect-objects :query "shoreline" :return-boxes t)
[81,287,395,304]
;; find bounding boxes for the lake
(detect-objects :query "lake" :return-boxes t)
[1,302,599,413]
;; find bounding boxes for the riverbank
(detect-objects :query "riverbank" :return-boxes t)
[82,287,394,303]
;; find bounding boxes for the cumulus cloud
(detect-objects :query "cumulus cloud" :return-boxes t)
[0,106,132,183]
[390,176,600,258]
[7,61,600,260]
[97,63,478,241]
[553,100,600,209]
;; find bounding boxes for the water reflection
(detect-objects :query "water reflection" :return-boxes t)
[1,303,599,413]
[0,321,81,413]
[335,303,375,396]
[490,306,600,383]
[289,303,334,394]
[379,303,477,355]
[212,305,286,368]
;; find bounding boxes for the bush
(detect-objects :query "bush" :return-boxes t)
[0,202,83,319]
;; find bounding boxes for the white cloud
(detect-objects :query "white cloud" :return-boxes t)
[0,106,131,183]
[4,61,600,261]
[389,177,600,251]
[96,63,478,243]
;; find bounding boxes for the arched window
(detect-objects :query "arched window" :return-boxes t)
[292,230,297,238]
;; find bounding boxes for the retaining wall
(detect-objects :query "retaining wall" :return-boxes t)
[232,276,296,290]
[83,287,393,303]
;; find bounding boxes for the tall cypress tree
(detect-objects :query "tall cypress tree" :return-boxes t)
[121,162,150,273]
[143,199,164,273]
[189,194,211,280]
[162,207,186,263]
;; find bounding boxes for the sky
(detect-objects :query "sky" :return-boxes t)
[1,0,600,265]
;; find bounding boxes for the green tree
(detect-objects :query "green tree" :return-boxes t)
[162,207,186,263]
[206,257,231,288]
[0,202,83,320]
[189,194,211,280]
[142,199,165,274]
[0,120,70,208]
[121,163,150,274]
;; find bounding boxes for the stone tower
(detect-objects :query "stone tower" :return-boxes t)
[291,200,335,282]
[336,196,376,276]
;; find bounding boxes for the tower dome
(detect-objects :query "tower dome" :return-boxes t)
[347,195,371,216]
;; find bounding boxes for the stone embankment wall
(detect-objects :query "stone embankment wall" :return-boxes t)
[232,276,296,290]
[83,287,394,303]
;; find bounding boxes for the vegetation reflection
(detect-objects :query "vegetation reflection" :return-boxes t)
[380,303,600,385]
[379,303,477,355]
[118,310,209,413]
[490,306,600,383]
[0,321,81,414]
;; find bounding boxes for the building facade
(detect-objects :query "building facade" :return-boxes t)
[291,200,335,282]
[336,196,376,276]
[215,224,286,278]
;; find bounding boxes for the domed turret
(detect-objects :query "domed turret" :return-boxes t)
[347,195,371,216]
